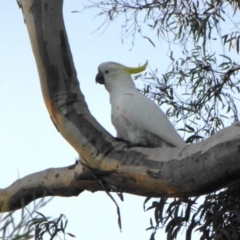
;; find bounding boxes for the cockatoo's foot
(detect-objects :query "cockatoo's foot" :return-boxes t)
[114,137,131,144]
[114,137,149,149]
[123,143,148,148]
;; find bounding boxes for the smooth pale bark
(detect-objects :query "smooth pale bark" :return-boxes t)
[1,0,240,212]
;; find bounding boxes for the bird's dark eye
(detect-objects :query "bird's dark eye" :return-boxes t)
[105,70,109,74]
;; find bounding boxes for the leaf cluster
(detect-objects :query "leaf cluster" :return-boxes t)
[0,198,75,240]
[34,213,75,240]
[141,47,240,143]
[144,182,240,240]
[88,0,240,50]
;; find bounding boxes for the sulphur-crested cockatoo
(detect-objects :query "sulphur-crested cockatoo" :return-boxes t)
[95,61,186,148]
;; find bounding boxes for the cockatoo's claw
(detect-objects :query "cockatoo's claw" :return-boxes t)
[114,137,148,150]
[123,143,146,149]
[114,137,131,144]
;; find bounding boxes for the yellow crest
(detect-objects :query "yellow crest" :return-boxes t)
[123,61,148,74]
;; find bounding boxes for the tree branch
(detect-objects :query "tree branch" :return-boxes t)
[1,0,240,213]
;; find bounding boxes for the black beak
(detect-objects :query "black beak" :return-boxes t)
[95,72,105,84]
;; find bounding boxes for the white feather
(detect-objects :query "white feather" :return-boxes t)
[97,62,186,148]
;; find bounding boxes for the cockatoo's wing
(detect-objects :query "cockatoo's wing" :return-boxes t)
[113,91,186,147]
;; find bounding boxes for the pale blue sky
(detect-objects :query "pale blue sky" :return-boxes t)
[0,1,237,240]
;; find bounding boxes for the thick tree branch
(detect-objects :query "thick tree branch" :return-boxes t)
[1,123,240,212]
[1,0,240,212]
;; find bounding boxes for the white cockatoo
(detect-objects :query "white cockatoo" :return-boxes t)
[95,61,186,148]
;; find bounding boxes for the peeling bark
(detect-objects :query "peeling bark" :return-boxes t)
[1,0,240,213]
